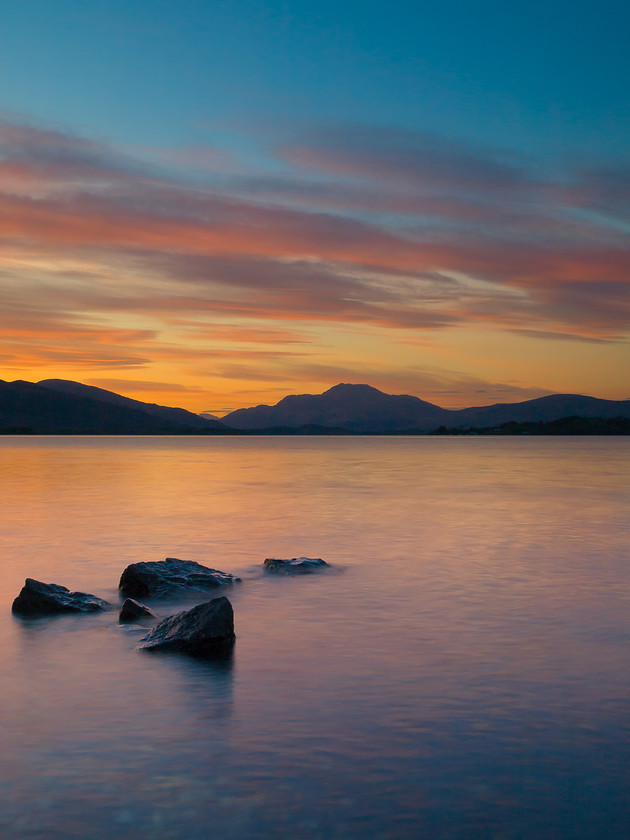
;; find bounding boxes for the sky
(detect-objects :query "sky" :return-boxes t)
[0,0,628,414]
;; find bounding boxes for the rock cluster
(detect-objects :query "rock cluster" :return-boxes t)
[119,598,156,622]
[11,554,331,658]
[138,597,235,655]
[118,557,240,599]
[12,578,112,616]
[263,556,329,575]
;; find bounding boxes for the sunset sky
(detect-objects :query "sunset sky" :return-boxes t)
[1,0,628,414]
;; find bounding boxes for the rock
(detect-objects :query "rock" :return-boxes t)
[12,578,112,616]
[118,558,240,599]
[263,556,329,575]
[119,598,156,622]
[138,596,235,656]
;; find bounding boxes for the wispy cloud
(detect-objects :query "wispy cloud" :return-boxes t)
[279,125,536,193]
[85,378,211,395]
[1,116,628,405]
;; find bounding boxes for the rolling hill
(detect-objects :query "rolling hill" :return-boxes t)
[0,380,228,434]
[38,379,223,431]
[223,383,630,432]
[2,379,629,435]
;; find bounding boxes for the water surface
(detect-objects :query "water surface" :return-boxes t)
[1,437,629,839]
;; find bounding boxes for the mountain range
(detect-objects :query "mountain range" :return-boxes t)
[0,379,629,434]
[0,379,226,434]
[222,383,630,432]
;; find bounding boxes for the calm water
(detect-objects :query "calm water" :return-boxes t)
[1,436,629,840]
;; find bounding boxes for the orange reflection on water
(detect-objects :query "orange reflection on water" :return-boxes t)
[2,437,630,839]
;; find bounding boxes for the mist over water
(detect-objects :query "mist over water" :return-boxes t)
[1,437,629,839]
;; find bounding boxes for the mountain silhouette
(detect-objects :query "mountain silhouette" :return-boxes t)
[223,383,449,432]
[223,383,630,432]
[453,393,630,428]
[0,379,228,434]
[38,379,223,431]
[2,379,629,435]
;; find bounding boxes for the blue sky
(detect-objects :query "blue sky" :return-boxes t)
[3,0,627,155]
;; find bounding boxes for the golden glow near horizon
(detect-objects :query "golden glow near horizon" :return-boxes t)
[1,119,628,415]
[3,311,628,415]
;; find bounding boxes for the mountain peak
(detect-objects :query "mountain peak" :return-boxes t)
[224,383,446,431]
[324,383,385,397]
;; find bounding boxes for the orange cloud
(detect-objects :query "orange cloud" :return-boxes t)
[1,117,628,408]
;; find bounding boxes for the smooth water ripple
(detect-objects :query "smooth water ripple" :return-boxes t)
[1,437,629,839]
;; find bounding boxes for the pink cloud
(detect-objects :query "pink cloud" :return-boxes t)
[0,116,628,347]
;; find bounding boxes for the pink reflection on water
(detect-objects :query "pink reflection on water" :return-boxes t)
[1,437,629,838]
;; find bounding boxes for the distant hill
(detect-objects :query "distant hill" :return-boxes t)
[2,379,629,435]
[38,379,224,431]
[452,394,630,428]
[224,383,450,432]
[223,383,630,432]
[430,415,630,435]
[0,379,229,434]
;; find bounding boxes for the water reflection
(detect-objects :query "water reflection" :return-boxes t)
[163,649,235,720]
[0,437,629,838]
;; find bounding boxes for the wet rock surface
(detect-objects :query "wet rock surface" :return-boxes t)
[119,598,156,622]
[138,596,235,656]
[12,578,112,616]
[263,557,329,575]
[118,557,240,599]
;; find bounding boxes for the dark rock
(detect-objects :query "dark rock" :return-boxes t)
[263,556,329,575]
[119,557,240,599]
[138,596,235,656]
[12,578,112,616]
[119,598,156,622]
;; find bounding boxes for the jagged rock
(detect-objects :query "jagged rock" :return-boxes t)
[119,598,156,622]
[138,597,235,656]
[118,557,240,599]
[12,578,112,616]
[263,557,329,575]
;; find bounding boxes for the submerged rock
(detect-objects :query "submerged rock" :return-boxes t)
[119,598,156,622]
[138,596,235,656]
[118,558,240,599]
[12,578,112,616]
[263,557,329,575]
